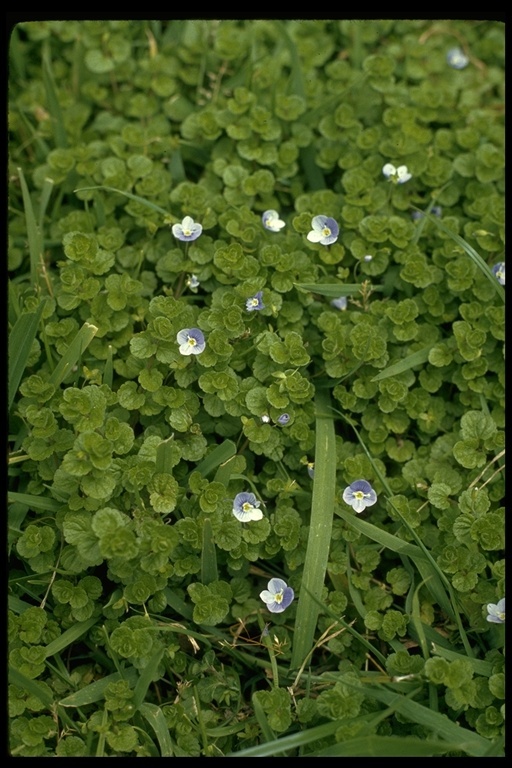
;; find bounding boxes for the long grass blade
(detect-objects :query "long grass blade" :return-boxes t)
[371,347,430,381]
[139,702,174,757]
[44,618,98,659]
[74,185,169,217]
[17,166,42,286]
[8,491,63,512]
[196,439,237,478]
[290,389,336,670]
[133,646,165,709]
[48,322,98,386]
[42,43,68,148]
[58,668,139,707]
[316,735,469,757]
[8,299,47,410]
[294,282,383,297]
[418,210,504,303]
[201,518,218,585]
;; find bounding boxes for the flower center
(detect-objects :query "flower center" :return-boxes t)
[183,228,192,236]
[249,298,259,307]
[188,336,197,346]
[274,590,283,603]
[353,491,366,500]
[242,502,254,512]
[322,227,331,237]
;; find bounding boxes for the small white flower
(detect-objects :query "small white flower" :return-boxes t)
[176,328,205,355]
[382,164,412,184]
[172,216,202,242]
[447,47,469,69]
[259,578,294,613]
[232,492,263,522]
[262,210,286,232]
[343,480,378,513]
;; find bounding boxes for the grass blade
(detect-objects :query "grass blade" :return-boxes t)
[44,618,98,659]
[316,735,469,757]
[294,282,383,297]
[8,299,47,410]
[201,518,218,585]
[8,492,63,512]
[74,185,170,217]
[371,347,430,381]
[419,210,505,303]
[42,42,68,148]
[290,390,336,670]
[59,668,139,707]
[196,439,237,478]
[139,702,174,757]
[48,322,98,386]
[16,166,42,286]
[133,646,165,709]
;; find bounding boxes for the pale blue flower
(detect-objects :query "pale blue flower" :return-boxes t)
[382,163,412,184]
[176,328,205,355]
[232,492,263,522]
[307,215,339,245]
[277,413,290,425]
[331,296,347,311]
[172,216,202,242]
[246,291,265,311]
[186,274,200,290]
[492,262,505,286]
[411,206,442,221]
[262,210,286,232]
[307,462,315,479]
[486,598,505,624]
[343,479,377,513]
[260,578,294,613]
[447,47,469,69]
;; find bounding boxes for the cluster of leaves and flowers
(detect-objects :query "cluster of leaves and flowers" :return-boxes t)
[8,19,504,758]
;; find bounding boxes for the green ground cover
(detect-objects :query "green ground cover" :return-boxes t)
[8,19,504,757]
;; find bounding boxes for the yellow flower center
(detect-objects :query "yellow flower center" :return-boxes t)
[242,502,254,512]
[274,590,283,603]
[322,227,331,237]
[188,337,197,346]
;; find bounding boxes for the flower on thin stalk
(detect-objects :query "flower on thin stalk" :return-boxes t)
[176,328,205,355]
[232,492,263,522]
[331,296,347,311]
[382,164,412,184]
[246,291,265,311]
[172,216,202,242]
[491,262,505,286]
[446,47,469,69]
[260,578,294,613]
[307,462,315,479]
[186,274,200,291]
[343,479,377,513]
[486,598,505,624]
[261,414,270,424]
[262,210,286,232]
[307,215,339,245]
[277,413,290,425]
